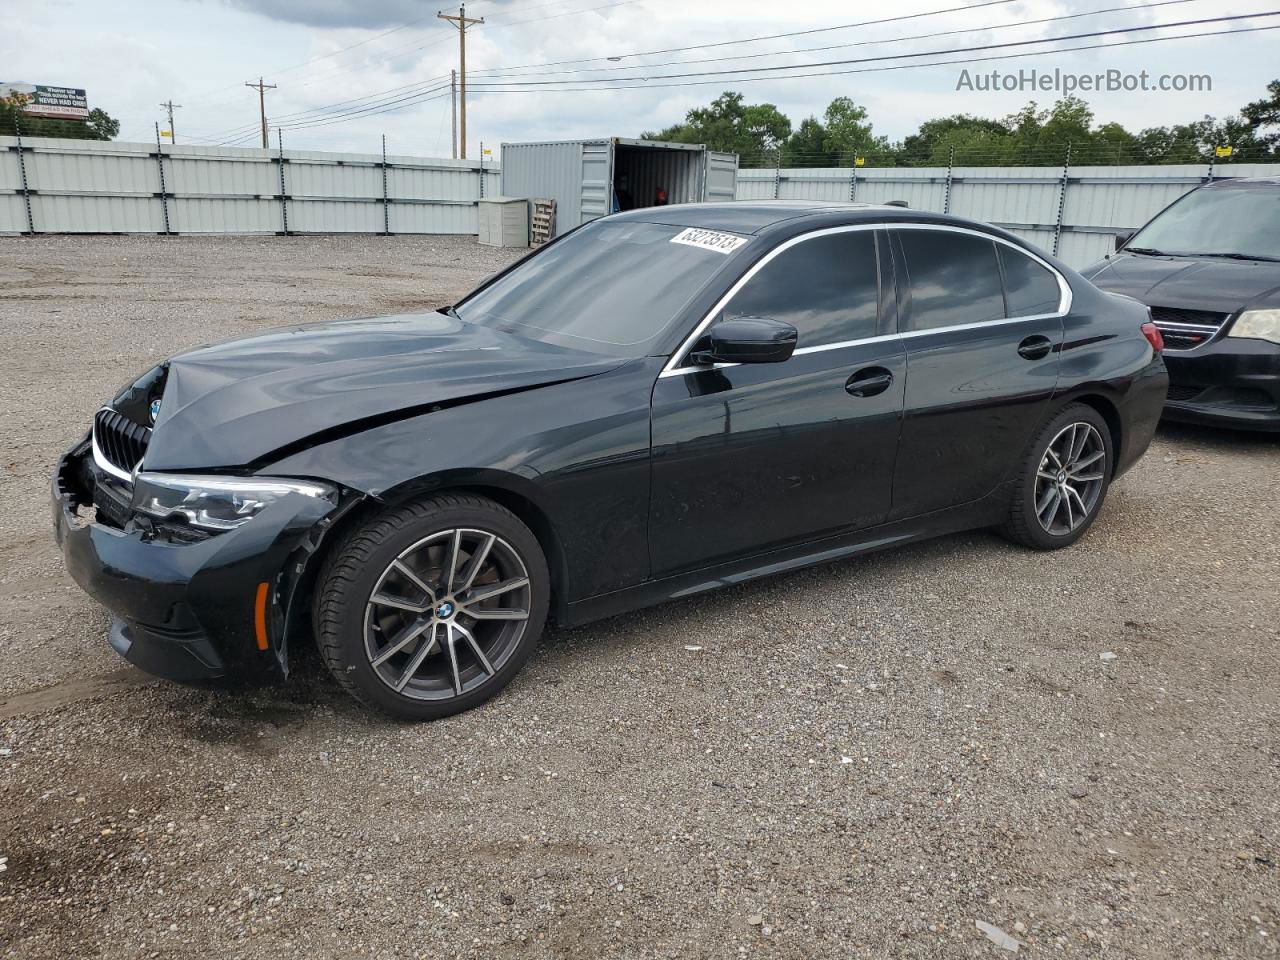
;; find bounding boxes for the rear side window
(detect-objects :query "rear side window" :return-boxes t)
[899,230,1004,330]
[999,246,1061,316]
[721,230,879,347]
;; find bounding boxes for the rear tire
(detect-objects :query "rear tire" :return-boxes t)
[314,493,549,720]
[1002,403,1113,550]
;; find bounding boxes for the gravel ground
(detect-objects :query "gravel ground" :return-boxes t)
[0,235,1278,959]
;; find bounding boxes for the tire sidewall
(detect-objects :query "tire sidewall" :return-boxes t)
[322,498,549,720]
[1015,404,1114,550]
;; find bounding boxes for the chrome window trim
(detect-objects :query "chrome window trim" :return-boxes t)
[92,406,140,483]
[659,221,1072,379]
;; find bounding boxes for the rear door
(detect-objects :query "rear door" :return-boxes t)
[702,151,739,203]
[649,227,905,577]
[887,226,1067,519]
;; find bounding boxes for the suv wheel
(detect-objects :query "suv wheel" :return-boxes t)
[1003,403,1113,550]
[315,493,549,720]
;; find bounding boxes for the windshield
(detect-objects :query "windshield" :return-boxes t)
[1126,184,1280,261]
[454,219,740,356]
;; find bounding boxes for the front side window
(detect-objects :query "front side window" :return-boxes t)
[999,246,1061,316]
[718,230,880,348]
[456,220,735,357]
[899,230,1005,331]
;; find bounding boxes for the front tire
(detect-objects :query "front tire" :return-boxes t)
[1003,403,1113,550]
[315,493,549,720]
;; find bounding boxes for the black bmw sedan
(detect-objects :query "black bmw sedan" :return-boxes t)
[54,202,1168,719]
[1083,176,1280,431]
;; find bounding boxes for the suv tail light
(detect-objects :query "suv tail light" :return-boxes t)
[1140,320,1164,353]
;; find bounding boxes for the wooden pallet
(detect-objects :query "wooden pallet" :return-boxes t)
[531,198,556,246]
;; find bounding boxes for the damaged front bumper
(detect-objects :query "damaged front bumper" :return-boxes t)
[52,435,344,684]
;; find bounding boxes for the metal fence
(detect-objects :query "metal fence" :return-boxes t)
[6,134,1279,269]
[736,162,1280,267]
[0,135,501,236]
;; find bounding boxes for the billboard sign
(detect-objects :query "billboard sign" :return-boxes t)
[0,82,90,120]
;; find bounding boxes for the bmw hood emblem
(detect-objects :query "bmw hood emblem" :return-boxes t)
[149,397,162,424]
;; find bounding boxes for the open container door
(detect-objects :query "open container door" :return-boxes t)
[702,150,739,203]
[579,140,614,226]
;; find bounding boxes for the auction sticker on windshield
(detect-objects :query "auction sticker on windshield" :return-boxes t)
[670,227,748,254]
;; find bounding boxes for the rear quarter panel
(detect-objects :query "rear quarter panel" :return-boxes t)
[1057,285,1168,477]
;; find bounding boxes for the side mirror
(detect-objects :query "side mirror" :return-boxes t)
[1114,231,1133,252]
[690,317,798,365]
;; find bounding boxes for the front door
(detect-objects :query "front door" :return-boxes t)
[649,227,905,578]
[887,227,1067,518]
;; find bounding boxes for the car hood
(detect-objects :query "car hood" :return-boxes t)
[1083,253,1280,312]
[142,312,627,471]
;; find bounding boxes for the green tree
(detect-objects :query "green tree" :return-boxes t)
[86,108,120,140]
[820,96,889,165]
[783,116,836,167]
[643,91,791,165]
[1242,79,1280,150]
[1089,122,1141,164]
[897,114,1013,165]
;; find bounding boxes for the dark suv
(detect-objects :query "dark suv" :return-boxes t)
[1083,177,1280,431]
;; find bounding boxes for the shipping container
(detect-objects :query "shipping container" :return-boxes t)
[499,137,739,238]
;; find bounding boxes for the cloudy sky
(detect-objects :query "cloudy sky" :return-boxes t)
[6,0,1278,158]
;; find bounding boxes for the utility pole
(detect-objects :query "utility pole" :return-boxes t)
[159,100,182,143]
[450,69,458,160]
[244,77,277,149]
[437,4,483,159]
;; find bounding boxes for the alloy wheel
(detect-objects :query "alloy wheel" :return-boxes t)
[1034,422,1107,536]
[363,528,531,701]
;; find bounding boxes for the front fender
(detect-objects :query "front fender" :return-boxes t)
[262,359,662,603]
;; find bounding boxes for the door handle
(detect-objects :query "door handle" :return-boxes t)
[845,367,894,398]
[1017,335,1053,360]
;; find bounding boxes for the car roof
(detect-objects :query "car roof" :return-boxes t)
[610,200,975,235]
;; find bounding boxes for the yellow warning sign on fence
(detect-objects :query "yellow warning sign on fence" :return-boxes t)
[855,156,866,167]
[1215,145,1233,158]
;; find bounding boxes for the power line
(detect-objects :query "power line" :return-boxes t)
[470,0,1206,80]
[186,0,640,143]
[170,6,1278,147]
[202,0,1195,143]
[458,20,1280,94]
[200,74,451,143]
[471,0,1025,75]
[458,9,1280,87]
[219,0,639,107]
[227,19,1280,139]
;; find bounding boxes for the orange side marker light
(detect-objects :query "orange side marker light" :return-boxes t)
[254,582,271,651]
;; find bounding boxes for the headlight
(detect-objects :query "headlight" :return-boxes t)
[131,473,337,531]
[1229,309,1280,345]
